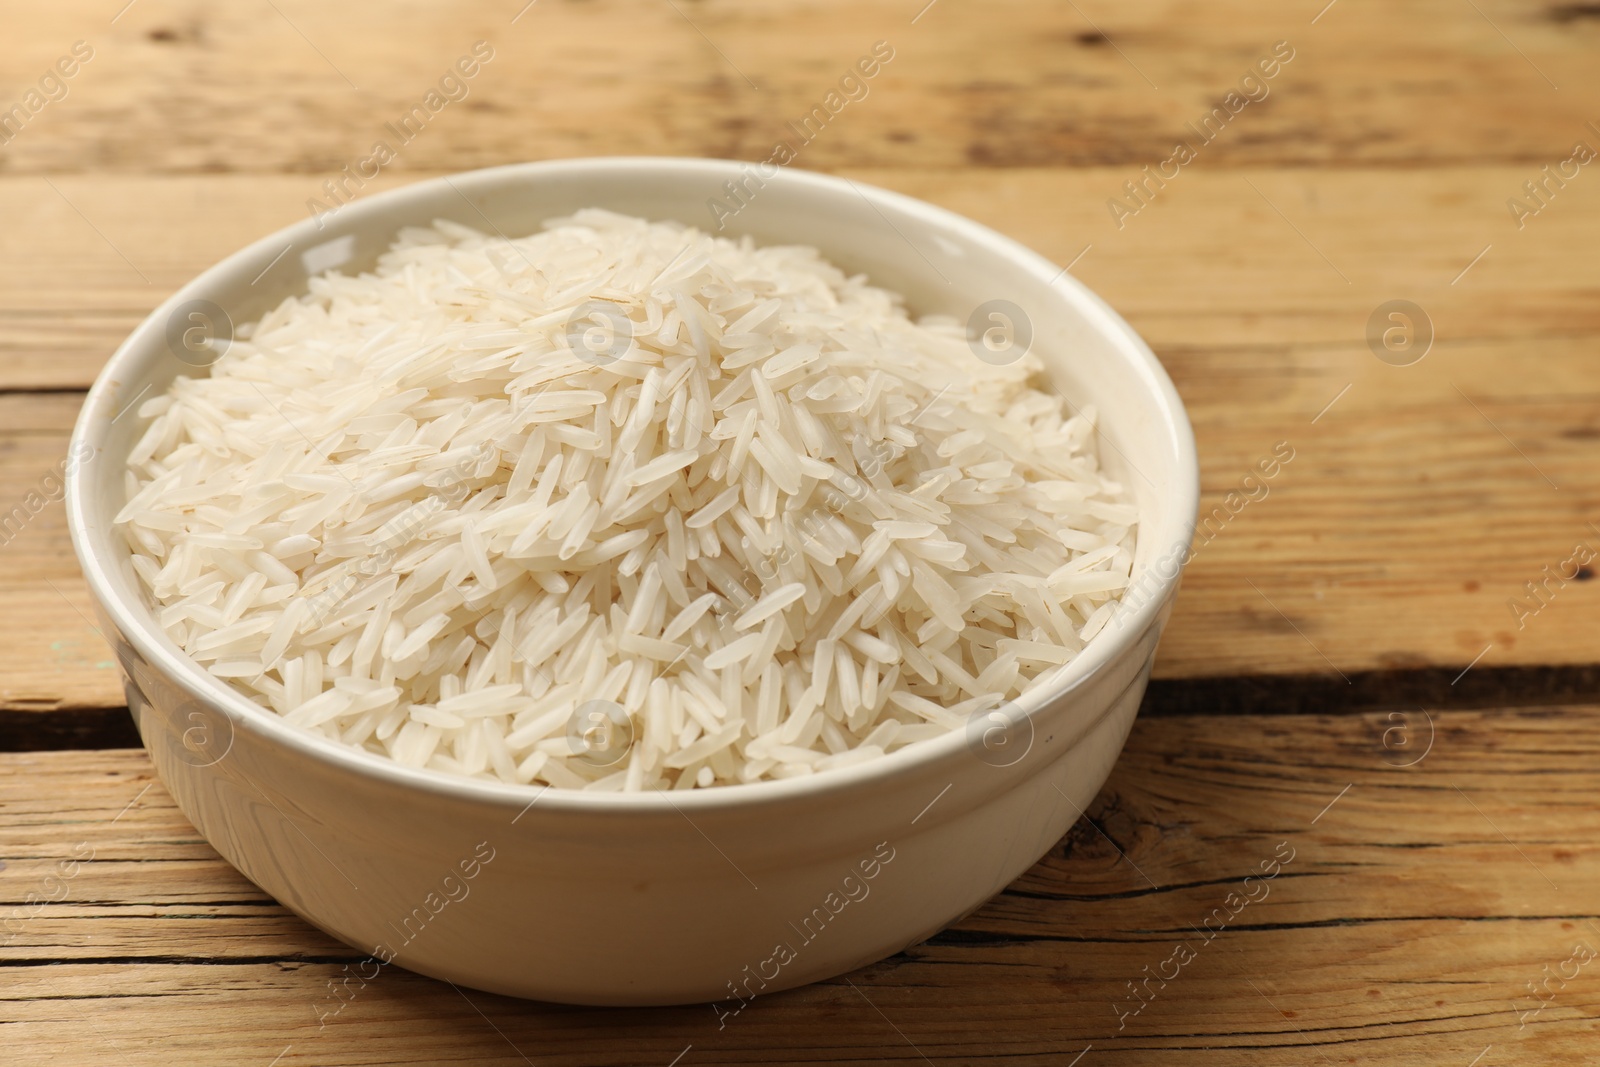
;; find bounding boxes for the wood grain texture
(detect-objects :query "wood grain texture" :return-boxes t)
[1,166,1597,711]
[0,0,1597,176]
[6,0,1597,1062]
[4,708,1596,1064]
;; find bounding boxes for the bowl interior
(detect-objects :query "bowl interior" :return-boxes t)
[69,157,1198,807]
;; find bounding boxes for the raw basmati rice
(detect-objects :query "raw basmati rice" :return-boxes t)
[117,209,1137,790]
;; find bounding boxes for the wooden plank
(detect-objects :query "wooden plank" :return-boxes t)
[3,708,1596,1063]
[0,0,1594,176]
[0,394,125,714]
[2,168,1597,709]
[10,167,1600,389]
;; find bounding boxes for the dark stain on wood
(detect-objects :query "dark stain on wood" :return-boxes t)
[1548,3,1600,22]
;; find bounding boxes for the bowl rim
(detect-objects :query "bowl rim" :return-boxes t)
[66,156,1199,815]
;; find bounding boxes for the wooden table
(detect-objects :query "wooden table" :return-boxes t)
[3,1,1598,1062]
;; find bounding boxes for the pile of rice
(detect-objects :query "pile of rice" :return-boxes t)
[117,210,1137,790]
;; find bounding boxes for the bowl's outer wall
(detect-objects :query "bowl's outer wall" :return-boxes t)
[69,159,1197,1005]
[125,612,1160,1005]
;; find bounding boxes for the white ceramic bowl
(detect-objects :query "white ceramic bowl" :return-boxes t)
[67,158,1198,1006]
